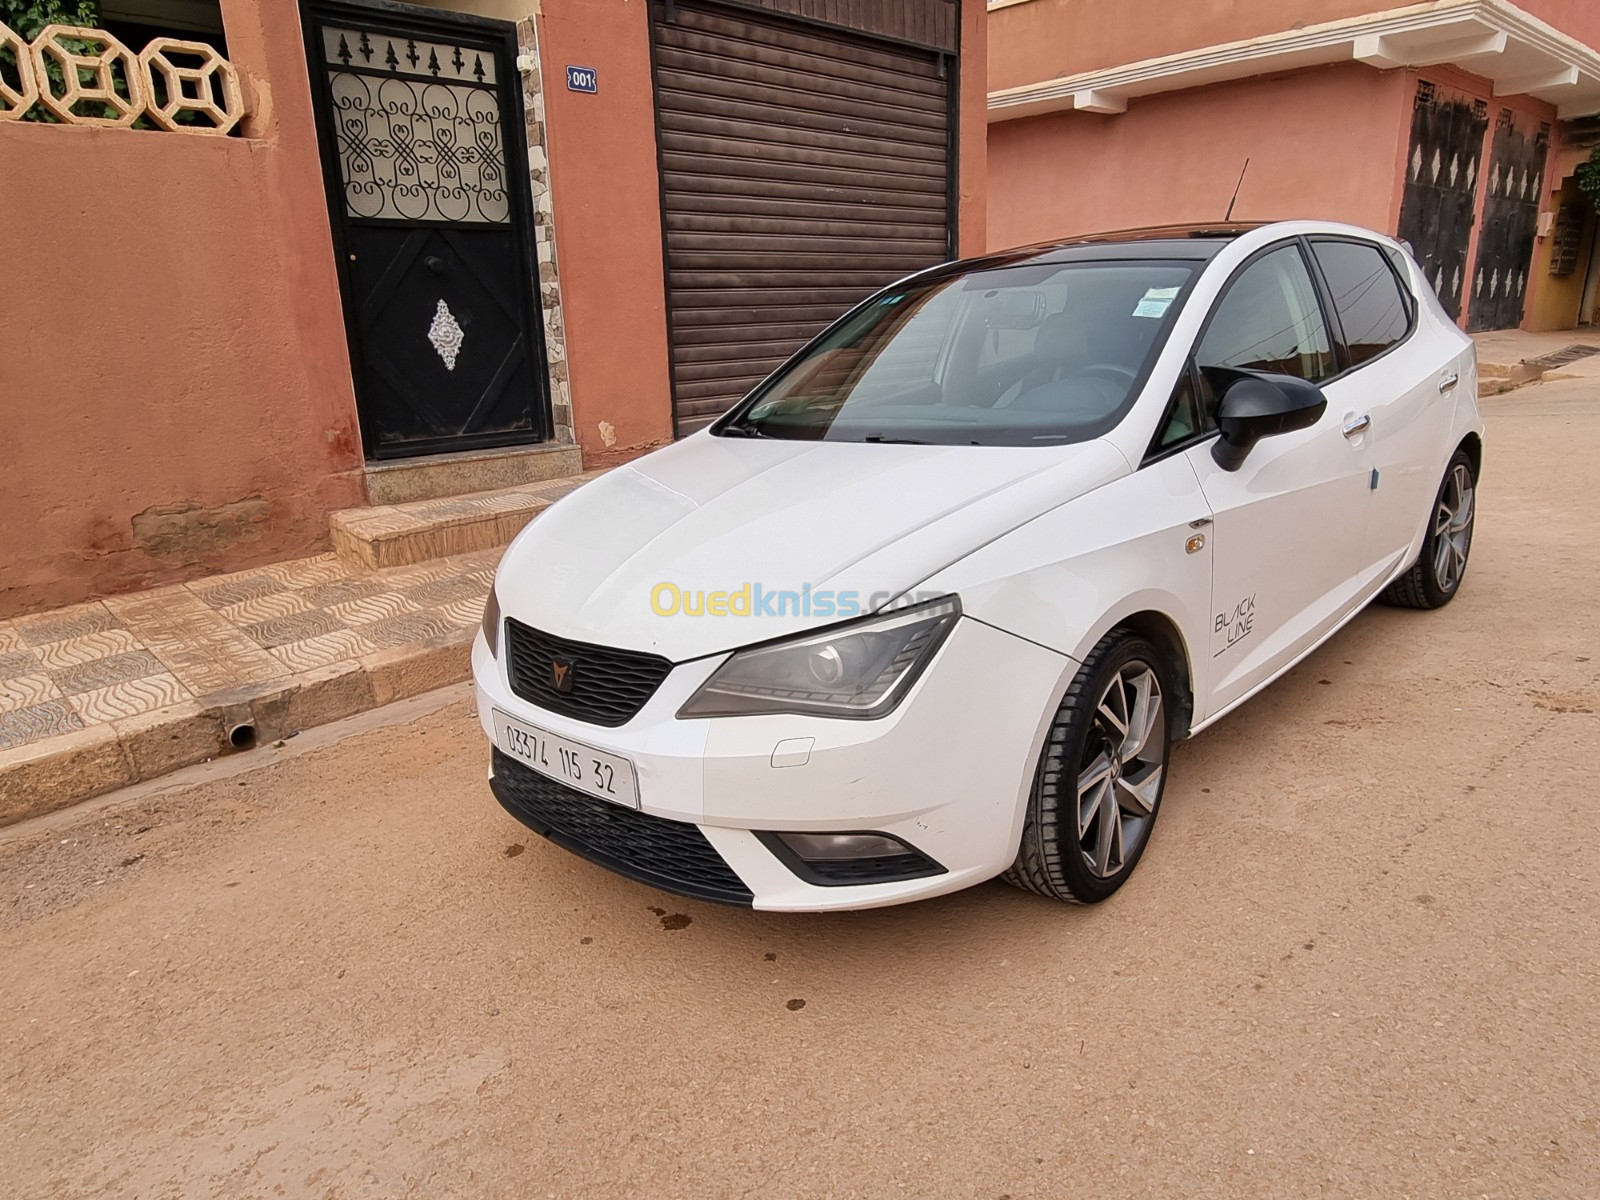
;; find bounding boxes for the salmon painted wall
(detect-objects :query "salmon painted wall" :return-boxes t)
[990,0,1600,93]
[0,0,364,621]
[537,0,675,467]
[986,64,1412,250]
[989,0,1383,91]
[1511,1,1600,49]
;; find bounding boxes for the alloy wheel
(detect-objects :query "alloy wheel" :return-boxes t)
[1431,463,1475,593]
[1076,661,1166,878]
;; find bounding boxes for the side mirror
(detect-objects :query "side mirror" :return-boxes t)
[1210,372,1328,471]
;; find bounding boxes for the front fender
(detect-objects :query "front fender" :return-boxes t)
[920,452,1213,720]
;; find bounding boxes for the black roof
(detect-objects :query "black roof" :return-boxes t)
[914,222,1266,285]
[1027,221,1265,260]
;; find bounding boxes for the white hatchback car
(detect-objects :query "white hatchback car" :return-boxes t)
[474,221,1481,911]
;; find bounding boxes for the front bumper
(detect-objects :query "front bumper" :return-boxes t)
[474,616,1070,911]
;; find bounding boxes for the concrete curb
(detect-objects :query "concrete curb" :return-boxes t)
[0,628,473,826]
[1477,359,1546,396]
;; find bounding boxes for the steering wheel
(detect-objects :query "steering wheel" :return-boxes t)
[1080,363,1138,384]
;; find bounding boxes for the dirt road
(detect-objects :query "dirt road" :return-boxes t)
[2,382,1597,1199]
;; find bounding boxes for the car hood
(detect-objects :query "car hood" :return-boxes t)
[494,433,1130,661]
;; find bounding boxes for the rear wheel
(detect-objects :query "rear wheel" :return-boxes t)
[1380,450,1477,610]
[1003,632,1173,904]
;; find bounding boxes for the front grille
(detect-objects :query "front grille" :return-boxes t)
[490,749,754,906]
[504,619,672,727]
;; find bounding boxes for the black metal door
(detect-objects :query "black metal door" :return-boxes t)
[1467,112,1547,332]
[303,0,550,460]
[1396,88,1487,321]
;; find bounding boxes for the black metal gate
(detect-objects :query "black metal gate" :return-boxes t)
[1467,111,1548,332]
[302,0,550,460]
[1396,87,1487,321]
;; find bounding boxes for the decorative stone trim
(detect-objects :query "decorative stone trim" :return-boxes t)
[30,25,145,128]
[515,16,575,448]
[1,23,246,130]
[0,21,38,121]
[138,37,244,135]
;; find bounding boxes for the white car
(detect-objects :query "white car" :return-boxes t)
[474,221,1481,911]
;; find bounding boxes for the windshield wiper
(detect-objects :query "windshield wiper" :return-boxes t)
[716,421,768,438]
[861,433,930,445]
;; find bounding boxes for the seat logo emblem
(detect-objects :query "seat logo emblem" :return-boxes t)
[550,658,574,693]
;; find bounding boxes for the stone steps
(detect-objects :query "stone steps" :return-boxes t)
[330,470,610,572]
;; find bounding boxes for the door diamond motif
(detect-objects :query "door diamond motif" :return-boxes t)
[427,298,464,370]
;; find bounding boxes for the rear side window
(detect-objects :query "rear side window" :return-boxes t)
[1311,240,1412,367]
[1197,245,1335,382]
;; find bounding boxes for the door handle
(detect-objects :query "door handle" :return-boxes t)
[1438,372,1459,393]
[1342,414,1372,438]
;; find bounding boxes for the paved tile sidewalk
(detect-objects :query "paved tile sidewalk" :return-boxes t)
[0,548,497,824]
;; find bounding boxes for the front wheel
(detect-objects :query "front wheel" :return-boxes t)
[1003,632,1174,904]
[1380,449,1477,610]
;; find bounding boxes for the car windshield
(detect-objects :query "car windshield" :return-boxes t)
[716,259,1198,446]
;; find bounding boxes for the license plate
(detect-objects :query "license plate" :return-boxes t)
[492,709,639,809]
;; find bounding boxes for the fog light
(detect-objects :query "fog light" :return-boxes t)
[481,585,502,657]
[756,830,947,887]
[778,832,910,860]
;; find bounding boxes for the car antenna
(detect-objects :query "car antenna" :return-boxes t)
[1224,158,1250,222]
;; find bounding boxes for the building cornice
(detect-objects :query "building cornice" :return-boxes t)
[987,0,1600,121]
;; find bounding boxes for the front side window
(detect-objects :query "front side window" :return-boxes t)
[1152,369,1206,452]
[716,260,1198,447]
[1311,239,1412,367]
[1197,245,1335,382]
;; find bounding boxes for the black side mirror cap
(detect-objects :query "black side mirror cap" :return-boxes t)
[1209,371,1328,471]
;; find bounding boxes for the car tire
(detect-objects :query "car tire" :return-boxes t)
[1003,631,1174,904]
[1379,449,1477,610]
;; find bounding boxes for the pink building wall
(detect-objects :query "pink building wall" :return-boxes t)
[0,1,366,621]
[986,63,1414,250]
[1514,0,1600,48]
[990,0,1600,94]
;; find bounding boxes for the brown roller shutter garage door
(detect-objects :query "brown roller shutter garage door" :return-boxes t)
[650,0,957,435]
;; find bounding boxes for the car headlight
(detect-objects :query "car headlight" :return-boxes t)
[677,596,960,720]
[481,583,501,657]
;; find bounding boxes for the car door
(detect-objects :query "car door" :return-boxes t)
[1308,237,1458,576]
[1181,242,1376,720]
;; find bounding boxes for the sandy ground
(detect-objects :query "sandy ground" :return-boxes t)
[2,381,1597,1200]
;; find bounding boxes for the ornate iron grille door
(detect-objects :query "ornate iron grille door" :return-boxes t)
[1396,89,1487,322]
[303,0,550,460]
[1467,112,1547,332]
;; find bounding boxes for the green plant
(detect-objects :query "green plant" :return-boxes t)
[1576,147,1600,206]
[1,0,98,39]
[0,1,119,123]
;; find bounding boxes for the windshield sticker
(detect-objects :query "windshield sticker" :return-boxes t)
[1132,286,1181,319]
